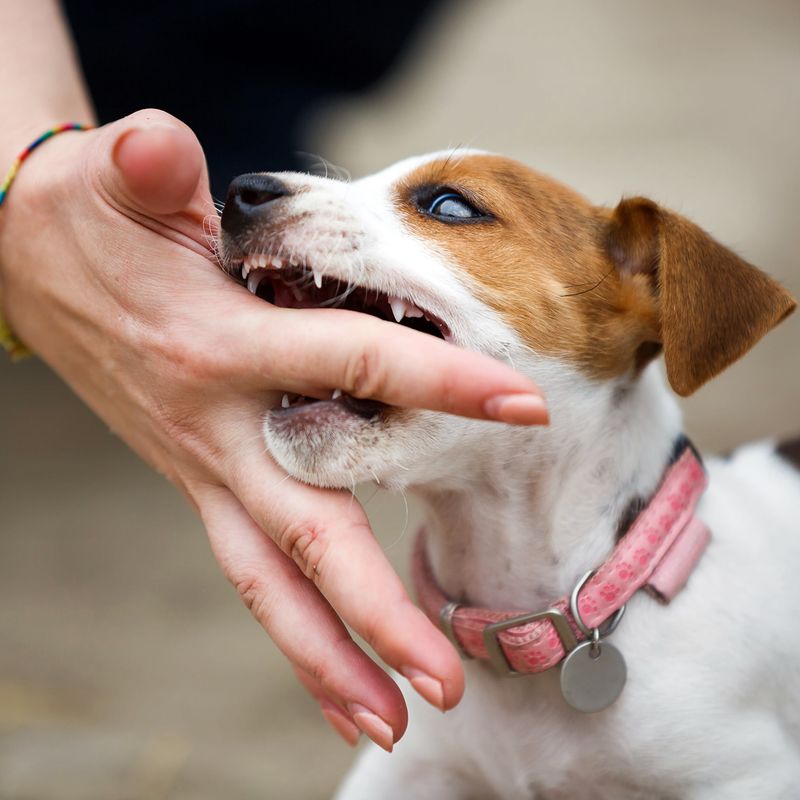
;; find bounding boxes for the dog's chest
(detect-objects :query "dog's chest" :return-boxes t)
[430,665,675,800]
[411,446,800,799]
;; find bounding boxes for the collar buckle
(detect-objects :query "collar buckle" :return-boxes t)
[482,608,578,676]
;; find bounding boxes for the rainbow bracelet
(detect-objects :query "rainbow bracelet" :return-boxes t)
[0,122,93,361]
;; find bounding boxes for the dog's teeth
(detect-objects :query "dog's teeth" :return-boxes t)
[405,304,424,318]
[247,270,266,294]
[241,263,249,279]
[332,388,342,400]
[389,297,407,322]
[281,393,290,408]
[256,254,268,269]
[313,269,323,289]
[271,256,283,269]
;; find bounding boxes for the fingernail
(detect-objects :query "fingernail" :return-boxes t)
[319,699,360,747]
[347,703,394,752]
[484,393,549,425]
[400,666,445,711]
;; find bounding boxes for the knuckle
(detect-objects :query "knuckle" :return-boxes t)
[304,633,353,689]
[233,572,276,628]
[358,609,386,652]
[147,394,223,471]
[357,595,407,655]
[275,518,331,583]
[344,343,387,399]
[145,320,232,388]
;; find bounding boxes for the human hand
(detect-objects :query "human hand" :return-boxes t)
[0,109,548,750]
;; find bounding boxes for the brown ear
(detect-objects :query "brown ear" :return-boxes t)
[606,197,796,396]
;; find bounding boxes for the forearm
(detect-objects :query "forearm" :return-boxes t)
[0,0,95,314]
[0,0,95,165]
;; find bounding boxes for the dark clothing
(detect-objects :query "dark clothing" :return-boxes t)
[62,0,439,197]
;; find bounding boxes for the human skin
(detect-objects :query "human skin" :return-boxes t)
[0,1,548,750]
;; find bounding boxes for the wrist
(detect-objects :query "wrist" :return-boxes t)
[0,111,96,170]
[0,125,93,351]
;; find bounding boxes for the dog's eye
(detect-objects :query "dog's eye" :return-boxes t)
[427,192,481,220]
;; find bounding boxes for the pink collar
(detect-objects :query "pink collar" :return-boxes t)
[412,444,711,678]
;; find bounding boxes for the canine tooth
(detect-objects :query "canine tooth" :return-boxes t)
[247,270,266,294]
[389,297,407,322]
[332,388,342,400]
[241,263,249,279]
[281,393,290,408]
[313,269,323,289]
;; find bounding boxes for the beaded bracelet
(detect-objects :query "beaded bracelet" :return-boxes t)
[0,123,93,361]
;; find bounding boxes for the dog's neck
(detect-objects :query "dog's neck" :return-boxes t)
[413,363,683,611]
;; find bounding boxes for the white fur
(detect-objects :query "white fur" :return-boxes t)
[254,154,800,799]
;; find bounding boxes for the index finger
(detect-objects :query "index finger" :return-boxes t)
[238,305,549,426]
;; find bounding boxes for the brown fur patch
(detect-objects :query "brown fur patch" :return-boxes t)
[395,154,660,380]
[395,154,796,393]
[606,198,796,395]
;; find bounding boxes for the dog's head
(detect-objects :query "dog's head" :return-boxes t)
[218,151,795,489]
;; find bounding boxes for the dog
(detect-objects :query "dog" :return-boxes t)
[218,151,799,799]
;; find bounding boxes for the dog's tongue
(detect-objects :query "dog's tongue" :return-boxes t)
[273,282,304,308]
[267,277,344,309]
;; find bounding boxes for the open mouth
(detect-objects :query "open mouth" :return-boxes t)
[234,253,451,418]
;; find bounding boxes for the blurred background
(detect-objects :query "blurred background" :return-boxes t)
[2,1,798,798]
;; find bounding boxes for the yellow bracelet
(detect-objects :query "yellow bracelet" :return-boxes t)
[0,314,31,362]
[0,123,94,361]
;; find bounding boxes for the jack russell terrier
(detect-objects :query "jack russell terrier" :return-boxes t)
[218,151,799,800]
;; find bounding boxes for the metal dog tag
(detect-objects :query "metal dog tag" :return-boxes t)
[560,639,627,713]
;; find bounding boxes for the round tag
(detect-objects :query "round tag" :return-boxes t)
[560,640,627,713]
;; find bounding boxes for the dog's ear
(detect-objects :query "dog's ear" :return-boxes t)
[605,197,796,396]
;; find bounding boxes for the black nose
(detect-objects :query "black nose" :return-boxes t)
[221,173,290,236]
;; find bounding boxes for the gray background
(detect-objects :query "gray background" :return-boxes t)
[2,2,798,798]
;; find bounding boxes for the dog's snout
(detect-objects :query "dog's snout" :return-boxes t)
[221,173,291,235]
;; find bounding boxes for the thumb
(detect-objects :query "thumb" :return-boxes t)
[103,109,211,217]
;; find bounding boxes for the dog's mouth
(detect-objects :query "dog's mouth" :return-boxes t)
[233,253,451,419]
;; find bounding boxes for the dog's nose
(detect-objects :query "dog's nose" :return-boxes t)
[221,173,290,235]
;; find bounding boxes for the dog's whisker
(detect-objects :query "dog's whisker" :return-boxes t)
[267,472,294,492]
[347,473,357,511]
[296,151,352,182]
[360,482,381,506]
